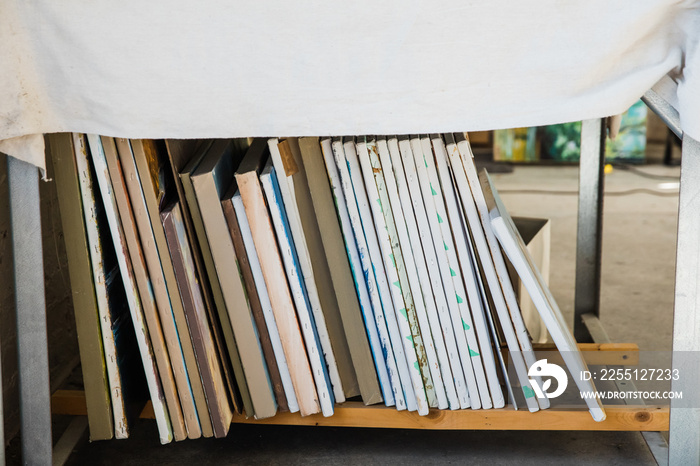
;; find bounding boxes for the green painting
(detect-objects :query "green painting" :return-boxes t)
[541,100,647,162]
[494,100,647,163]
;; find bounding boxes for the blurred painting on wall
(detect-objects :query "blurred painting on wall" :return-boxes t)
[493,100,647,163]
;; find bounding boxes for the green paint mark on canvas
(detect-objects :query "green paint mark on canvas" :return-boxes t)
[414,361,420,371]
[390,253,396,267]
[399,308,407,319]
[393,280,401,291]
[431,183,437,195]
[406,335,413,343]
[437,213,443,223]
[523,386,536,399]
[444,241,449,251]
[450,267,457,277]
[462,319,470,330]
[376,198,383,213]
[469,348,480,357]
[424,155,428,168]
[456,294,464,304]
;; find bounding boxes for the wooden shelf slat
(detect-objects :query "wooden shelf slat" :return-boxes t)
[523,343,639,366]
[226,403,667,432]
[51,344,650,432]
[52,390,667,432]
[51,344,647,432]
[52,389,89,417]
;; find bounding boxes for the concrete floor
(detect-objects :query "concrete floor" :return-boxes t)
[65,422,655,465]
[58,160,680,465]
[492,162,679,353]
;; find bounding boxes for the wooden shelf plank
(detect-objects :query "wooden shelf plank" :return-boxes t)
[51,344,645,432]
[530,343,639,365]
[227,403,667,432]
[52,390,667,432]
[52,389,89,416]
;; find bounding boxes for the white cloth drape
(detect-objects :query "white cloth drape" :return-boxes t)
[1,0,698,172]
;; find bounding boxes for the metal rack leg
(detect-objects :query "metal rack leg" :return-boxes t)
[7,155,52,465]
[574,118,606,343]
[669,135,700,466]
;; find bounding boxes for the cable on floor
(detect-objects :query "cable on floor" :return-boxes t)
[497,188,678,197]
[610,163,680,180]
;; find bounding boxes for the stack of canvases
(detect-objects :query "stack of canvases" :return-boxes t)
[48,132,604,444]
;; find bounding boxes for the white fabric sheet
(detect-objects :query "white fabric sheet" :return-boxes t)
[1,1,698,172]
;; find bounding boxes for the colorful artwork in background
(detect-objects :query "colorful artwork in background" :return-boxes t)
[493,127,539,162]
[604,100,648,161]
[494,100,647,163]
[541,100,647,162]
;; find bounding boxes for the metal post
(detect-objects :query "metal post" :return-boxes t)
[7,155,52,465]
[669,135,700,466]
[574,118,606,343]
